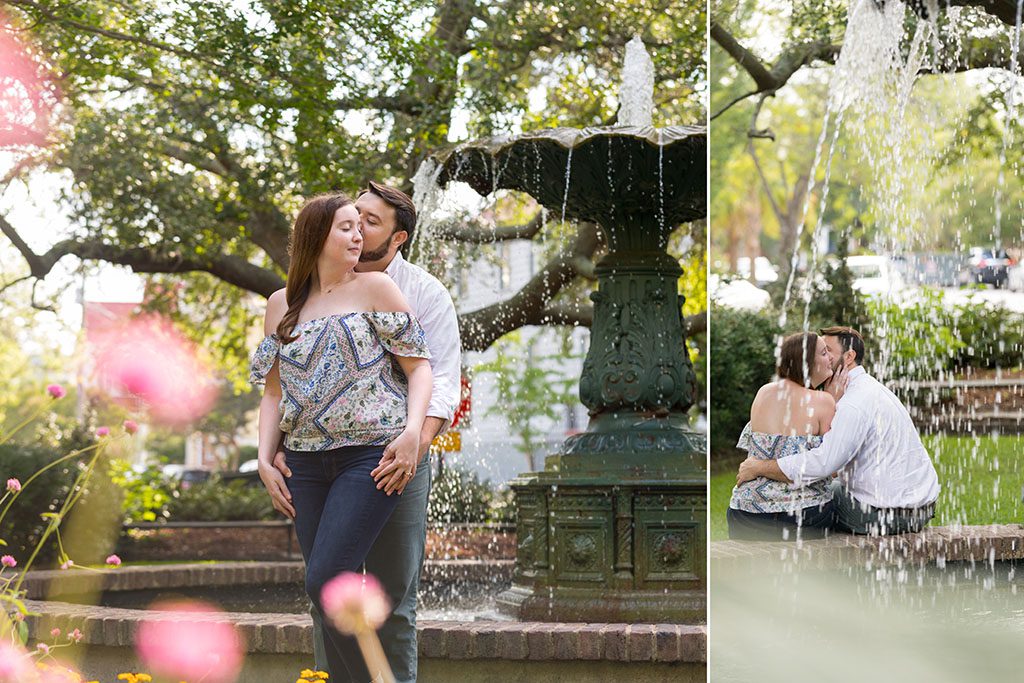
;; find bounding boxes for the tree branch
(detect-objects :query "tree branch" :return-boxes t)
[684,311,706,338]
[432,212,546,242]
[459,222,601,351]
[0,213,284,296]
[710,20,777,92]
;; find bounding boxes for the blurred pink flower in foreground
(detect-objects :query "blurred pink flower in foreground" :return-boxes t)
[123,419,139,434]
[95,426,110,437]
[1,555,16,568]
[49,628,60,638]
[46,384,65,399]
[68,628,82,643]
[89,315,217,427]
[321,572,390,635]
[0,640,32,682]
[5,478,20,493]
[105,554,121,567]
[0,10,58,150]
[136,600,243,683]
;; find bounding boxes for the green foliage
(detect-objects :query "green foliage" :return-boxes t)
[0,442,122,566]
[474,331,580,468]
[109,460,174,524]
[4,0,708,376]
[866,290,1024,380]
[864,289,966,381]
[427,464,513,525]
[165,478,276,522]
[708,304,780,456]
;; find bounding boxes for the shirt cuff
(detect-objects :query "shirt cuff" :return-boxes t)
[777,456,800,484]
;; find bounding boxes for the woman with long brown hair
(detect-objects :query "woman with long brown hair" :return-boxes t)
[250,193,432,682]
[726,331,838,541]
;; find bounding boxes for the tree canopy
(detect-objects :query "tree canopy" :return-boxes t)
[0,0,707,377]
[711,0,1024,270]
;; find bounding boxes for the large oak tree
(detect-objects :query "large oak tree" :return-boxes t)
[0,0,706,370]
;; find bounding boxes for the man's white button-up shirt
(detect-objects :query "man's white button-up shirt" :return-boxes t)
[777,366,940,509]
[385,252,461,429]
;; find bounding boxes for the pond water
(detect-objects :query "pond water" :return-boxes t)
[712,559,1024,681]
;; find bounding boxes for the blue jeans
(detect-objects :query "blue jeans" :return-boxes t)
[312,453,432,683]
[286,445,401,683]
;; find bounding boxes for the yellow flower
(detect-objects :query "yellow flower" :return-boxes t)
[117,675,137,683]
[136,676,153,682]
[313,672,330,680]
[300,670,316,678]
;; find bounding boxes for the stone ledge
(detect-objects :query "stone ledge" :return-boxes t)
[711,524,1024,571]
[24,599,705,663]
[24,560,514,600]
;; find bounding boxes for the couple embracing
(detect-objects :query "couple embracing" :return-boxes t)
[250,184,461,682]
[729,326,940,541]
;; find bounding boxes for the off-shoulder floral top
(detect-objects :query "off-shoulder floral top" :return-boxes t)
[250,311,430,452]
[728,423,833,514]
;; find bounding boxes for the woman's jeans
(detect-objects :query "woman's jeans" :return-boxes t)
[727,500,836,541]
[285,445,401,682]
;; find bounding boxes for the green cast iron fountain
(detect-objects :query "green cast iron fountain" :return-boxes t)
[432,37,706,622]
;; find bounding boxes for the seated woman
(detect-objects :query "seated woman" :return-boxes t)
[727,332,837,541]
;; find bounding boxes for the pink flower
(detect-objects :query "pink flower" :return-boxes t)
[136,600,243,683]
[1,555,16,568]
[0,640,32,681]
[68,628,82,643]
[105,554,121,567]
[321,571,391,635]
[46,384,66,399]
[36,643,49,655]
[5,478,20,493]
[95,426,110,437]
[123,419,139,434]
[89,317,217,427]
[60,560,73,570]
[50,628,60,638]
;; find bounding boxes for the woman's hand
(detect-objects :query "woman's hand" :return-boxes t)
[258,458,295,519]
[373,428,420,496]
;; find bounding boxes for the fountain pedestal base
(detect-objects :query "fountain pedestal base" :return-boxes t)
[497,419,706,623]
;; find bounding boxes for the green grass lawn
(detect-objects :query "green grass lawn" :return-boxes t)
[710,434,1023,541]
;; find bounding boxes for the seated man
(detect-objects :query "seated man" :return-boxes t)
[737,326,939,535]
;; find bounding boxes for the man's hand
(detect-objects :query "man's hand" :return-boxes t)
[825,363,850,401]
[259,455,295,519]
[372,428,420,496]
[736,458,764,485]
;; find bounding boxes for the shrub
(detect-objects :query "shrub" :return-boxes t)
[166,478,276,522]
[708,304,780,457]
[109,460,176,524]
[428,464,513,525]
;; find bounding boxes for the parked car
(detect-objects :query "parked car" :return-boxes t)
[710,274,771,311]
[960,247,1014,288]
[736,256,780,285]
[846,255,904,296]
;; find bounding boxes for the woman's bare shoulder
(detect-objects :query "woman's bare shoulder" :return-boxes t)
[264,288,288,334]
[357,271,409,311]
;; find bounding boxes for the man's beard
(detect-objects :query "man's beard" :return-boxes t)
[359,241,390,262]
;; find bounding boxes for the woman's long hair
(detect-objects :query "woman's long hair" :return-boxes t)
[276,193,353,343]
[777,332,819,387]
